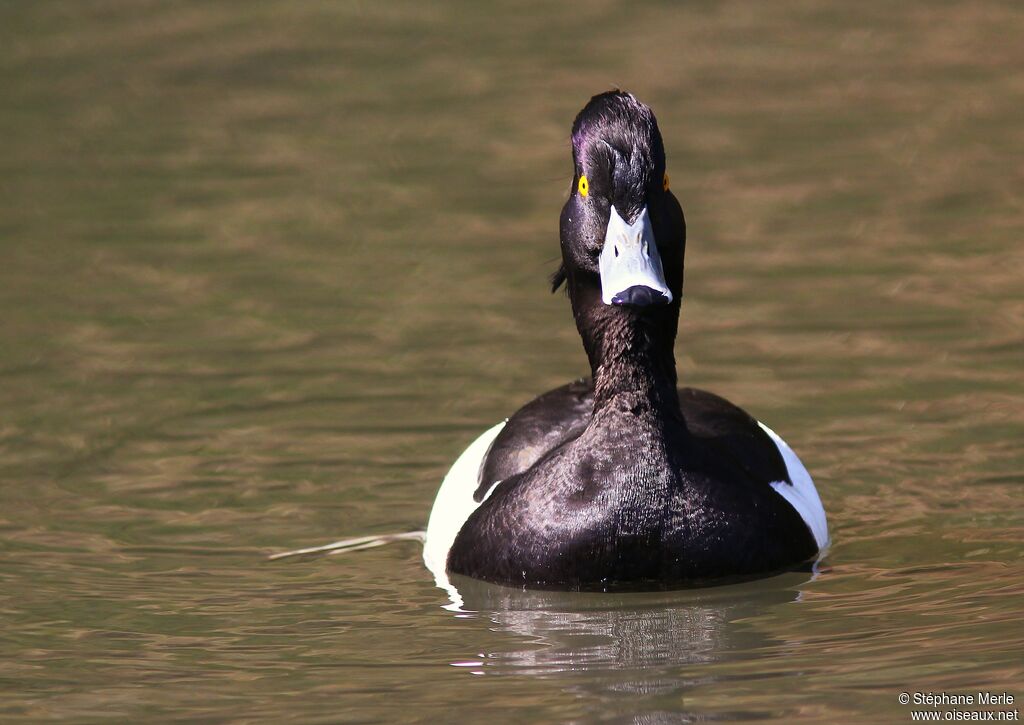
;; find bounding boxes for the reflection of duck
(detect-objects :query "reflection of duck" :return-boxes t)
[448,572,809,676]
[425,91,828,594]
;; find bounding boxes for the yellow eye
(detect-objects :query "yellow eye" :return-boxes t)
[578,175,589,197]
[663,172,670,191]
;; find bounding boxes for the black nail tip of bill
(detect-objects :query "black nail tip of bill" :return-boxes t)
[611,285,671,307]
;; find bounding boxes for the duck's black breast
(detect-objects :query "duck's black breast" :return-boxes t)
[448,380,817,590]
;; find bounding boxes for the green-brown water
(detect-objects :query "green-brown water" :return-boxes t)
[1,2,1022,722]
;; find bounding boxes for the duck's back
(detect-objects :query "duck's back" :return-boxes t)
[436,380,826,590]
[480,381,787,494]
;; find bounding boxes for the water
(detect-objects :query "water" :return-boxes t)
[1,1,1021,721]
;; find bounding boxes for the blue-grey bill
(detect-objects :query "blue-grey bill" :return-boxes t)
[598,205,673,306]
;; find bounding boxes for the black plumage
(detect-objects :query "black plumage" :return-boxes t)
[446,92,818,590]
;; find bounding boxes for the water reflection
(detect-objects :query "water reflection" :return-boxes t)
[448,572,814,676]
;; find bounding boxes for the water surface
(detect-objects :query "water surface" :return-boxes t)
[1,1,1022,721]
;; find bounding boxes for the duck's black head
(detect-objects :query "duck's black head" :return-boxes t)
[554,91,687,387]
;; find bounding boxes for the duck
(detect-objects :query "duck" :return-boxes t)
[423,91,828,592]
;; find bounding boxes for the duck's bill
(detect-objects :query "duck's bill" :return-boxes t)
[598,205,673,307]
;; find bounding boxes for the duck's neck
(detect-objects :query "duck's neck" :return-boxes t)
[584,312,680,419]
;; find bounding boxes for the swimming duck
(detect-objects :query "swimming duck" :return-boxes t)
[424,91,828,591]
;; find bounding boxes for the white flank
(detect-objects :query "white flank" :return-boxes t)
[424,418,826,607]
[423,421,507,604]
[758,421,830,552]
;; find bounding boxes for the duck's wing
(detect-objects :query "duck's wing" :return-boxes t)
[676,387,791,485]
[473,378,594,501]
[476,383,788,500]
[678,387,828,551]
[473,383,826,551]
